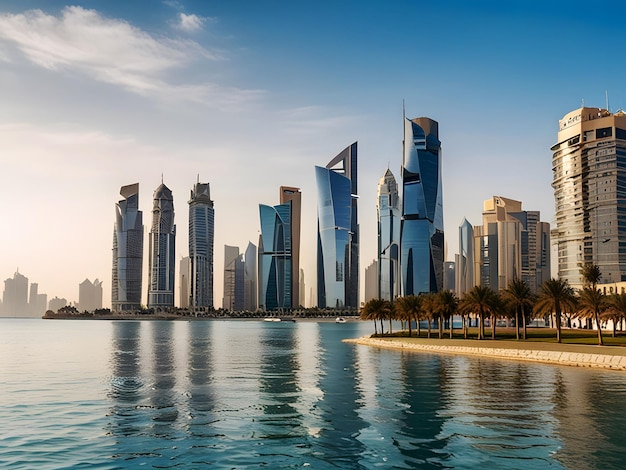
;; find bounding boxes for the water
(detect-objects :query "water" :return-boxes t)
[2,319,626,469]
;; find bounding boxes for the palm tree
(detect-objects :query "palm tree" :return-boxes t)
[437,290,459,339]
[361,299,393,335]
[489,292,506,340]
[603,293,626,337]
[395,295,421,337]
[580,263,604,344]
[459,285,497,340]
[502,278,534,340]
[421,293,437,339]
[581,263,602,289]
[576,287,606,345]
[534,278,576,343]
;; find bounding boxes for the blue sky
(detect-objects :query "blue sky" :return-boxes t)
[1,1,625,308]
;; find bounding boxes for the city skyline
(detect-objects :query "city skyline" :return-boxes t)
[1,2,625,306]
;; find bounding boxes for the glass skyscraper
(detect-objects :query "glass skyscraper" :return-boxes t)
[400,117,444,295]
[112,183,143,312]
[455,217,474,296]
[552,107,626,288]
[377,169,400,302]
[315,142,359,309]
[188,180,214,309]
[148,182,176,308]
[259,201,292,310]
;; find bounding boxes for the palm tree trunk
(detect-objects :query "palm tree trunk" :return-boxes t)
[407,315,413,337]
[438,316,443,339]
[373,320,377,335]
[479,313,485,340]
[556,311,562,343]
[463,315,468,339]
[491,314,496,340]
[427,319,431,339]
[594,311,604,345]
[522,311,527,340]
[417,318,421,337]
[515,307,520,340]
[450,315,454,339]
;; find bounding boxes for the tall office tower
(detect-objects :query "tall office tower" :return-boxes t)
[258,187,301,310]
[112,183,143,312]
[188,180,214,309]
[148,182,176,309]
[28,282,38,316]
[552,107,626,288]
[179,257,190,309]
[473,196,550,293]
[36,293,47,316]
[443,261,456,292]
[364,259,378,302]
[377,169,401,301]
[400,117,444,295]
[244,242,257,311]
[2,270,28,316]
[315,142,359,309]
[223,245,244,311]
[79,279,103,312]
[299,268,305,307]
[455,218,474,296]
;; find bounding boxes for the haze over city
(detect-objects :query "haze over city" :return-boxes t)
[1,1,625,308]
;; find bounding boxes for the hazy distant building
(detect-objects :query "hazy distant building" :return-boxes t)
[259,186,301,310]
[552,107,626,288]
[48,296,67,313]
[244,242,257,311]
[112,183,144,312]
[473,196,550,293]
[223,245,244,311]
[179,257,190,309]
[2,270,28,316]
[299,268,305,308]
[377,169,400,302]
[455,218,474,297]
[443,261,455,292]
[400,116,444,296]
[364,259,378,302]
[148,182,176,309]
[79,278,103,312]
[315,143,359,309]
[188,180,214,309]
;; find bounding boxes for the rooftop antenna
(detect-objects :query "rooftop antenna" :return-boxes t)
[161,173,163,184]
[582,98,584,107]
[606,90,610,112]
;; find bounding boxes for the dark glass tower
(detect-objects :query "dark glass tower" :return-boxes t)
[315,142,359,309]
[400,117,444,295]
[188,180,214,309]
[148,182,176,308]
[377,169,400,301]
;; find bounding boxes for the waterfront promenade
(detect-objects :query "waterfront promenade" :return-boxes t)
[345,335,626,371]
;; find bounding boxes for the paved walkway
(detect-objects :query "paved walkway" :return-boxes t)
[344,336,626,370]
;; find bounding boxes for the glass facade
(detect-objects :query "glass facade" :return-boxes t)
[377,169,400,302]
[112,183,143,312]
[259,202,292,310]
[148,183,176,308]
[400,118,444,296]
[316,142,359,309]
[455,218,474,296]
[188,181,214,309]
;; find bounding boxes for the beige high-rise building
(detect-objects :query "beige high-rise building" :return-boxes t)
[552,107,626,288]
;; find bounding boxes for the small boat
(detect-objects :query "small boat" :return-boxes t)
[335,317,346,324]
[264,317,281,322]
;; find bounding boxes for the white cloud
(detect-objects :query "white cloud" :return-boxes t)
[0,6,257,105]
[177,13,204,32]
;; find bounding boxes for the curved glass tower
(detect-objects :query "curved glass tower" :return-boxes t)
[148,183,176,308]
[188,180,214,309]
[112,183,143,312]
[400,117,444,296]
[316,142,359,309]
[377,169,400,301]
[259,202,292,310]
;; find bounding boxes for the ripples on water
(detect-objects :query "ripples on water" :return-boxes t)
[2,319,626,469]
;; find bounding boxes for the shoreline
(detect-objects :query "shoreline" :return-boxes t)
[344,335,626,371]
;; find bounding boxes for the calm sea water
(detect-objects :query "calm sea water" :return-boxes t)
[1,319,626,469]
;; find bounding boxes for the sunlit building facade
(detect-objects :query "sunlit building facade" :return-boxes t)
[188,180,214,309]
[112,183,143,311]
[552,107,626,288]
[244,242,257,311]
[79,278,102,312]
[148,183,176,309]
[377,169,400,301]
[223,245,244,311]
[455,218,474,296]
[400,117,444,295]
[316,142,359,309]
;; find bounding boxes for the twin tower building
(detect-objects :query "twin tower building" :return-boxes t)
[111,115,445,312]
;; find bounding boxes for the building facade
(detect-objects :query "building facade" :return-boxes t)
[455,218,474,296]
[552,107,626,288]
[280,186,301,308]
[315,142,359,309]
[244,242,257,311]
[188,180,214,309]
[179,256,190,309]
[147,183,176,309]
[377,169,400,302]
[223,245,244,311]
[364,259,378,303]
[79,278,103,312]
[112,183,143,312]
[2,270,28,316]
[400,117,444,296]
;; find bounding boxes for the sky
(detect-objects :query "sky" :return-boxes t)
[1,0,625,309]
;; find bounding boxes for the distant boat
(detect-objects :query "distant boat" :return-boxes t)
[335,317,346,324]
[264,317,281,322]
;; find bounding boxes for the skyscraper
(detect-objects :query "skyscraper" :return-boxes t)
[223,245,244,311]
[315,142,359,309]
[79,278,103,312]
[552,107,626,288]
[179,256,190,309]
[400,117,444,295]
[148,182,176,309]
[455,218,474,296]
[188,180,214,309]
[258,186,301,310]
[244,242,257,311]
[2,270,28,316]
[377,169,400,302]
[112,183,143,312]
[364,259,378,302]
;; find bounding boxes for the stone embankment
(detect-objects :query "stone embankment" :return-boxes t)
[344,336,626,371]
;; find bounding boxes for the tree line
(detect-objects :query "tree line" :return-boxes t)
[360,264,626,346]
